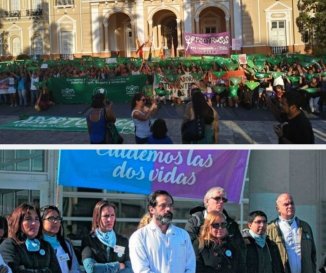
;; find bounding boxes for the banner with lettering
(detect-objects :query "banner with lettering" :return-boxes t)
[58,150,249,203]
[184,32,230,55]
[48,75,147,104]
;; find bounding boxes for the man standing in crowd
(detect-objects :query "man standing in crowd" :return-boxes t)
[273,91,314,144]
[185,186,244,249]
[243,210,284,273]
[129,190,195,273]
[267,193,316,273]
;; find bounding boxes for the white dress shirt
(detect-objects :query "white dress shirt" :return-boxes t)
[129,221,196,273]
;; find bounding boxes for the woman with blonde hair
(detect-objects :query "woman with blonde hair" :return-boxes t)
[193,211,245,273]
[137,213,151,229]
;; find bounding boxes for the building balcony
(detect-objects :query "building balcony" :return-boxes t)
[26,9,43,17]
[2,10,21,19]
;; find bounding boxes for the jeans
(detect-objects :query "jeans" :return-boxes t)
[30,89,39,105]
[18,89,27,106]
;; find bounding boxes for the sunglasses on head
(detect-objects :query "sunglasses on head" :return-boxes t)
[211,222,228,229]
[211,196,228,203]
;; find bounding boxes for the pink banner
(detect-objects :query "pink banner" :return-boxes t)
[152,150,249,203]
[184,32,230,55]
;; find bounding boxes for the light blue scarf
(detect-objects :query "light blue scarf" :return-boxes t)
[25,238,41,252]
[43,234,60,250]
[95,229,116,248]
[249,230,267,248]
[279,216,295,226]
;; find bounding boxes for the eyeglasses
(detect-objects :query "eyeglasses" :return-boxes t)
[211,196,228,203]
[211,222,228,229]
[44,216,62,223]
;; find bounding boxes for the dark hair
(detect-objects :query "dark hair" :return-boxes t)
[191,90,214,124]
[131,93,144,109]
[151,119,168,139]
[91,200,117,232]
[147,190,174,211]
[247,210,267,224]
[40,205,72,269]
[8,203,42,244]
[91,93,105,108]
[284,90,304,108]
[0,216,8,240]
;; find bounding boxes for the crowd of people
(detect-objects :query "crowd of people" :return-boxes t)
[0,188,325,273]
[0,54,325,111]
[0,54,325,144]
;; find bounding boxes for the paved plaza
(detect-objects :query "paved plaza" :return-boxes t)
[0,102,325,144]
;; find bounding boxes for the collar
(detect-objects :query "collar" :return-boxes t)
[278,216,296,226]
[148,220,174,235]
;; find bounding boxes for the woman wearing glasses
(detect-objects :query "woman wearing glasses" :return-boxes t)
[131,92,157,144]
[0,203,61,273]
[81,200,132,273]
[193,211,245,273]
[40,205,80,273]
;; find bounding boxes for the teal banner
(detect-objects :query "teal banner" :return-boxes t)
[48,75,147,104]
[0,116,135,133]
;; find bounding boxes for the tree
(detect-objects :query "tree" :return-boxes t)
[296,0,326,54]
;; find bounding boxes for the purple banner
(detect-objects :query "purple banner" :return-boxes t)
[184,32,230,55]
[152,150,249,203]
[58,150,249,203]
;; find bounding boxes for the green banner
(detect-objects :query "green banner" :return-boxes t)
[48,75,147,104]
[0,116,135,134]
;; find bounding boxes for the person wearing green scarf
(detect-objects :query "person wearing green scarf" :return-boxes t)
[242,211,284,273]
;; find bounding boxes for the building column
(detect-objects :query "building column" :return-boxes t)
[158,24,162,49]
[104,21,109,52]
[176,18,182,54]
[195,18,199,33]
[225,17,230,34]
[135,0,145,43]
[131,22,136,50]
[233,0,242,39]
[183,0,192,34]
[148,20,153,40]
[91,3,100,53]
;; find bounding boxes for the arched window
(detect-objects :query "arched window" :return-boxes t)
[12,37,21,56]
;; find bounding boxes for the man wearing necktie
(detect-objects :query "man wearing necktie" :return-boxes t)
[267,193,316,273]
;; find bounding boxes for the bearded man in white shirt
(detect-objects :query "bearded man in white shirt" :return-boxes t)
[129,190,196,273]
[267,193,316,273]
